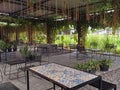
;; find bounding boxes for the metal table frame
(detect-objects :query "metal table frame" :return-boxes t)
[26,63,102,90]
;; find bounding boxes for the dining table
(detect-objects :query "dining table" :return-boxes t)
[26,63,102,90]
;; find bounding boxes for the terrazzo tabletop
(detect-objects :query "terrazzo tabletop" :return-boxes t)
[30,63,98,89]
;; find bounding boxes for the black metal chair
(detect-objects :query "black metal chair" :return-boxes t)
[17,54,42,83]
[90,80,117,90]
[1,52,25,79]
[0,82,20,90]
[76,44,89,59]
[30,54,42,65]
[100,44,117,60]
[57,44,64,52]
[17,57,34,83]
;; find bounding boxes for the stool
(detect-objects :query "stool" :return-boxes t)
[90,80,117,90]
[0,82,20,90]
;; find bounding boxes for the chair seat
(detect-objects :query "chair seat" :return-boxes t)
[19,65,35,71]
[0,82,20,90]
[90,80,117,90]
[5,60,25,65]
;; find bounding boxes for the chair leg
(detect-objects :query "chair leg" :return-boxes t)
[17,64,22,78]
[17,68,20,79]
[3,64,7,75]
[114,86,117,90]
[0,69,3,81]
[9,65,17,80]
[53,83,55,90]
[9,65,12,79]
[61,88,64,90]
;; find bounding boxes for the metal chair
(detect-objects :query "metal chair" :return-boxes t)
[1,52,24,79]
[90,80,117,90]
[100,44,117,60]
[17,54,42,83]
[76,44,89,59]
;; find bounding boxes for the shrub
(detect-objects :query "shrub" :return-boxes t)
[74,60,100,73]
[0,40,7,51]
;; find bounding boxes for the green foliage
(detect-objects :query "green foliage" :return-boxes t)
[6,43,11,49]
[11,41,17,48]
[104,43,116,52]
[90,42,98,48]
[116,47,120,54]
[85,34,119,52]
[19,46,31,57]
[55,34,78,46]
[74,60,100,73]
[99,59,112,67]
[0,40,6,50]
[19,32,28,43]
[75,59,112,73]
[33,32,46,43]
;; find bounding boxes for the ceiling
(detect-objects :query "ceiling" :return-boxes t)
[0,0,115,20]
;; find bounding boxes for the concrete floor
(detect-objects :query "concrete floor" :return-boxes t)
[0,51,120,90]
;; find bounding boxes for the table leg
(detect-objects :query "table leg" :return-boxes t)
[53,83,55,90]
[0,52,1,62]
[27,70,29,90]
[98,77,102,90]
[61,88,64,90]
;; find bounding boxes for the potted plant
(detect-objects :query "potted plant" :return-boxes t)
[0,40,7,52]
[99,59,112,71]
[29,53,35,61]
[11,41,17,51]
[86,60,99,73]
[20,46,30,58]
[74,63,87,72]
[6,43,12,52]
[19,46,35,60]
[74,60,99,74]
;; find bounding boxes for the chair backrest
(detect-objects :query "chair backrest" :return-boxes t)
[105,44,117,52]
[26,53,42,64]
[76,44,85,52]
[90,42,98,48]
[1,52,7,62]
[69,44,76,49]
[35,54,42,62]
[58,44,63,49]
[1,52,16,62]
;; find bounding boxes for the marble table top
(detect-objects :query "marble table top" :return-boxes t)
[30,63,98,89]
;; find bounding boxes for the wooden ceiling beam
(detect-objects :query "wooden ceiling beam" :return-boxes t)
[9,0,52,16]
[8,0,112,20]
[41,0,52,4]
[4,0,27,6]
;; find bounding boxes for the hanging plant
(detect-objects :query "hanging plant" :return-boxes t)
[111,0,120,34]
[86,1,90,22]
[112,8,119,34]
